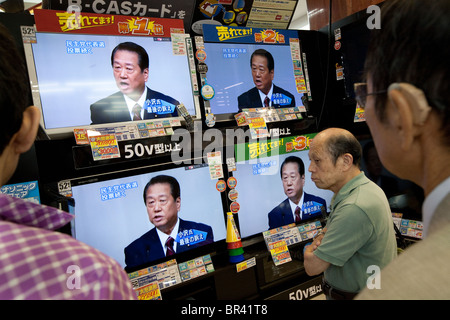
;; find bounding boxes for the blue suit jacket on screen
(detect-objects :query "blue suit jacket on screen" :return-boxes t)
[90,87,179,125]
[237,84,296,112]
[124,218,214,270]
[268,192,327,230]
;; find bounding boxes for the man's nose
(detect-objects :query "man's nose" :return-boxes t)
[153,201,162,211]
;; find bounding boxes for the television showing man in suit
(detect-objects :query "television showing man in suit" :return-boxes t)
[268,156,327,229]
[237,49,296,112]
[124,175,213,271]
[90,42,179,125]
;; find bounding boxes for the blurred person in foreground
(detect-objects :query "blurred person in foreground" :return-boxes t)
[356,0,450,299]
[0,23,136,300]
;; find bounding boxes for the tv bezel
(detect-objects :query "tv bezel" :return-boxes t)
[231,133,334,242]
[200,25,311,123]
[22,9,202,140]
[66,155,229,273]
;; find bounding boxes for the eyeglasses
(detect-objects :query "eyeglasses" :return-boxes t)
[355,82,446,112]
[354,83,387,108]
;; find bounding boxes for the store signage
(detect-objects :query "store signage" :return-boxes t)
[33,8,184,36]
[73,135,183,169]
[45,0,194,31]
[123,140,181,159]
[235,133,317,162]
[203,24,298,45]
[267,276,323,300]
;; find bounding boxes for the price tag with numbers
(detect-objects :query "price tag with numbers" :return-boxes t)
[58,180,72,197]
[21,26,36,43]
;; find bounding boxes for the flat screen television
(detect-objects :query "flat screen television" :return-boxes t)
[232,133,334,240]
[70,163,227,272]
[201,25,313,122]
[22,10,201,139]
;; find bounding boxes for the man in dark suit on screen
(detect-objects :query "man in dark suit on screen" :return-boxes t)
[237,49,296,112]
[268,156,327,230]
[90,42,179,125]
[124,175,213,271]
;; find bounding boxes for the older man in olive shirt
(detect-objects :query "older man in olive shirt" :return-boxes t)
[303,128,397,299]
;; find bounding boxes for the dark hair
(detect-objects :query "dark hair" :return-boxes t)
[364,0,450,144]
[111,42,149,71]
[280,156,305,178]
[325,132,362,168]
[251,49,274,72]
[0,23,30,155]
[143,175,180,203]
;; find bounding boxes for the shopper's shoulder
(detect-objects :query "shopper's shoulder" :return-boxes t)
[0,194,73,230]
[1,218,119,268]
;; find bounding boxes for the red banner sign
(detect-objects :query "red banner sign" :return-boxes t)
[34,9,184,37]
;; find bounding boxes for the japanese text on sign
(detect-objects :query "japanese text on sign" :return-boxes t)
[59,0,187,20]
[254,29,285,44]
[57,12,115,32]
[216,26,253,41]
[248,139,284,159]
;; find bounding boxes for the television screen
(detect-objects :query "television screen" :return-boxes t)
[23,10,200,138]
[70,164,227,272]
[201,25,310,120]
[233,133,333,239]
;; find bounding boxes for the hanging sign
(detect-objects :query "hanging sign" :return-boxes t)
[44,0,194,32]
[34,9,184,36]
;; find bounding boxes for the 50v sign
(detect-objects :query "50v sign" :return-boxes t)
[122,141,181,159]
[124,143,154,159]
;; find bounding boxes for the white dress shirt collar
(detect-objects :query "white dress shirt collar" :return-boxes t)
[156,218,180,253]
[123,87,147,119]
[258,84,274,107]
[288,192,305,221]
[422,176,450,237]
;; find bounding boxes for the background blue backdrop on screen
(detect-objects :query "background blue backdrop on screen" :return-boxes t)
[31,32,196,129]
[202,25,305,114]
[71,166,226,269]
[234,151,333,239]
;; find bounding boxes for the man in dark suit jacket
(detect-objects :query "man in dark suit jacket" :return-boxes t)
[268,156,327,230]
[124,175,213,271]
[90,42,179,125]
[238,49,296,112]
[91,88,179,125]
[125,218,213,271]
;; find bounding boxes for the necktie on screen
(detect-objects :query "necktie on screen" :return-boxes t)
[165,236,175,256]
[264,96,270,107]
[132,103,142,121]
[295,206,301,223]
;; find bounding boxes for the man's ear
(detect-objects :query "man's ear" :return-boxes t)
[143,68,149,82]
[387,83,431,151]
[341,153,354,171]
[11,106,40,154]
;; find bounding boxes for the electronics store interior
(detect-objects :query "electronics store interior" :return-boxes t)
[0,0,426,301]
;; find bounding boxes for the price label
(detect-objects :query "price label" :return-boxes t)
[58,180,72,197]
[21,26,36,43]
